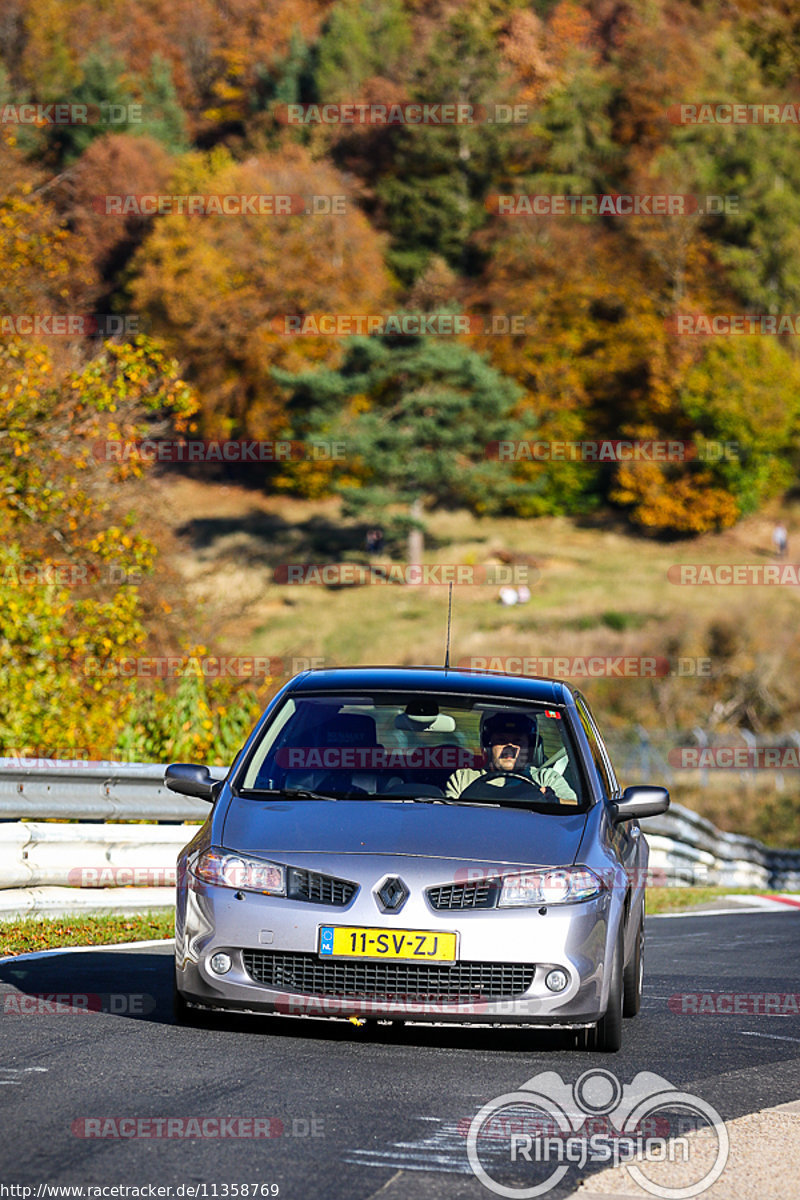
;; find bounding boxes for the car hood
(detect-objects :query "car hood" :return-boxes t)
[221,797,588,868]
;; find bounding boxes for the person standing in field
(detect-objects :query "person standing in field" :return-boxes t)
[772,523,788,559]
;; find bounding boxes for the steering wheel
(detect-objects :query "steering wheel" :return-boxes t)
[459,771,547,801]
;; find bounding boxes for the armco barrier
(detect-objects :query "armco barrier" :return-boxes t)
[0,758,225,822]
[0,759,798,919]
[0,886,175,921]
[0,822,190,890]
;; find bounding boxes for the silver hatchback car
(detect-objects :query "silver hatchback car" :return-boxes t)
[167,667,669,1050]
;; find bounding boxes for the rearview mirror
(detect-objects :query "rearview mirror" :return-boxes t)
[165,763,219,802]
[609,785,669,824]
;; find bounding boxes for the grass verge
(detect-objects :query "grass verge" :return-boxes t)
[0,911,174,957]
[645,887,789,914]
[2,892,797,958]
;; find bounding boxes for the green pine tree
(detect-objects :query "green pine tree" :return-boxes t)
[274,327,538,562]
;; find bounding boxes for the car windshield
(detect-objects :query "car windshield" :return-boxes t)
[236,692,586,809]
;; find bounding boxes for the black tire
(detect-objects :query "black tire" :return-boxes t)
[623,910,644,1018]
[173,974,194,1025]
[584,930,624,1052]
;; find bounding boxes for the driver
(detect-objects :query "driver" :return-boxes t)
[445,711,577,802]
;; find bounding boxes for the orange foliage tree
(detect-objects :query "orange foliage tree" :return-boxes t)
[128,145,394,445]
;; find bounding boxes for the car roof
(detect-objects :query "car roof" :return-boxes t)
[285,665,574,706]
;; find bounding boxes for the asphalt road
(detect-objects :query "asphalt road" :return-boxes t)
[0,910,798,1200]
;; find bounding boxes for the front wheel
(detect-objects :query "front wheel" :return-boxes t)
[173,971,195,1026]
[583,931,623,1052]
[623,910,644,1018]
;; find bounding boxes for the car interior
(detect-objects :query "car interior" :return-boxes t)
[239,694,583,805]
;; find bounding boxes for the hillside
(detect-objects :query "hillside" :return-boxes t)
[150,473,800,846]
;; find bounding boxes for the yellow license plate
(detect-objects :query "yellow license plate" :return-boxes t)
[319,925,457,962]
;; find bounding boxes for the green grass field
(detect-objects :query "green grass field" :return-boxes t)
[0,912,174,957]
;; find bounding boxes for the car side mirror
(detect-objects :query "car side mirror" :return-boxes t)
[165,763,219,802]
[609,785,669,824]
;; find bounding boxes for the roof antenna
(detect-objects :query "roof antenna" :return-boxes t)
[444,582,453,671]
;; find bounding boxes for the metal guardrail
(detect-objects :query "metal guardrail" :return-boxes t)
[639,805,800,890]
[605,726,800,789]
[0,822,189,890]
[0,759,798,920]
[0,758,226,822]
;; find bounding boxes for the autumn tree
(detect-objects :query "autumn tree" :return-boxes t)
[0,335,195,757]
[54,133,174,302]
[0,128,94,330]
[128,145,394,442]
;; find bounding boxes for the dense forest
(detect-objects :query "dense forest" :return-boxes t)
[3,0,800,759]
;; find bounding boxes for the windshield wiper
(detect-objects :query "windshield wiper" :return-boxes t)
[448,796,564,810]
[254,787,369,801]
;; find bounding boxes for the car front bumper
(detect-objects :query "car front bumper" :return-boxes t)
[176,854,619,1027]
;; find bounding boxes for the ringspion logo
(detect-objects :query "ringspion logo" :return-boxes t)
[466,1069,728,1198]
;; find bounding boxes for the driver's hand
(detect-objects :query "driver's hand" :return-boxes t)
[538,786,559,801]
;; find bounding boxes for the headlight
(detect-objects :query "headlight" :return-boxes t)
[498,867,602,907]
[191,849,286,896]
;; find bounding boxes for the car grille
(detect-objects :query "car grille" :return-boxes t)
[241,951,534,1001]
[427,881,496,910]
[287,868,357,906]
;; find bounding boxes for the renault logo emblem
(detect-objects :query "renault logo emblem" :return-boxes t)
[376,876,408,912]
